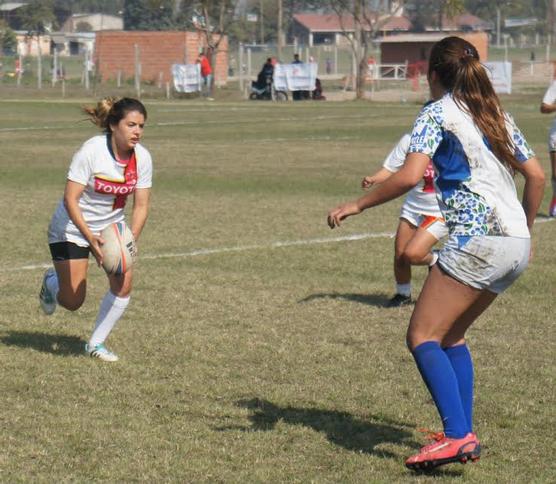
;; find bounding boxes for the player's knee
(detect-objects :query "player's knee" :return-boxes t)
[58,295,85,312]
[403,246,426,264]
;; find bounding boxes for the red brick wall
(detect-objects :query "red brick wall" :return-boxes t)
[381,32,488,65]
[94,31,228,84]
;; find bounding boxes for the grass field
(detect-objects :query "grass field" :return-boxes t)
[0,92,555,482]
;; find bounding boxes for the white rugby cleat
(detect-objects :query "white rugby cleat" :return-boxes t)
[85,343,119,362]
[39,268,57,315]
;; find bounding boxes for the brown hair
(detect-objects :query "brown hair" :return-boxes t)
[83,97,147,133]
[428,36,516,171]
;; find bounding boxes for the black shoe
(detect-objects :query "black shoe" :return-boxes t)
[386,293,412,308]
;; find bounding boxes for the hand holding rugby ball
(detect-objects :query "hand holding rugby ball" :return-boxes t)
[100,221,137,275]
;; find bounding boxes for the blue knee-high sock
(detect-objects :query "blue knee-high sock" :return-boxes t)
[412,341,468,438]
[444,344,474,434]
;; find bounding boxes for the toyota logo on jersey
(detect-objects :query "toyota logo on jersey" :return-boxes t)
[94,153,138,209]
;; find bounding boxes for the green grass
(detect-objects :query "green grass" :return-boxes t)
[0,92,554,482]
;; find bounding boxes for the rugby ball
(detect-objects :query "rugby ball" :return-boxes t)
[100,221,137,275]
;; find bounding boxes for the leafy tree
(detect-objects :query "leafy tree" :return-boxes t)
[0,21,18,55]
[123,0,176,30]
[329,0,406,99]
[405,0,464,32]
[76,21,94,32]
[13,0,56,33]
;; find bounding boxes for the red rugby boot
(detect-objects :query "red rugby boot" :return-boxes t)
[405,432,481,471]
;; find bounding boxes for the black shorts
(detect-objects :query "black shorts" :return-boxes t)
[49,241,90,261]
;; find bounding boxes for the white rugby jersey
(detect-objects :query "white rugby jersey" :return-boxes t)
[408,93,534,238]
[48,134,153,247]
[542,81,556,137]
[382,134,442,217]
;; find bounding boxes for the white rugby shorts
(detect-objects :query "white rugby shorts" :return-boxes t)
[438,235,530,294]
[400,207,448,241]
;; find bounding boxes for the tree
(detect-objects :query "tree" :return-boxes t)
[14,0,56,33]
[123,0,176,30]
[0,21,17,55]
[329,0,405,99]
[186,0,235,93]
[76,21,94,32]
[405,0,464,32]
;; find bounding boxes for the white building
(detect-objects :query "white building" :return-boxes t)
[61,13,123,33]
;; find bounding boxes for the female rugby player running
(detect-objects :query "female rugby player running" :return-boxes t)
[39,97,152,362]
[328,37,545,470]
[361,129,447,307]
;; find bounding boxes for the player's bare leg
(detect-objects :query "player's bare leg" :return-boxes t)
[388,219,416,307]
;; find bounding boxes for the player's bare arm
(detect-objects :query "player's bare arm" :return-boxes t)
[514,157,545,231]
[540,102,556,114]
[361,167,393,189]
[130,188,151,241]
[329,153,429,228]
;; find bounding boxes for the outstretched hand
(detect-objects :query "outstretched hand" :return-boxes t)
[327,201,361,229]
[361,176,376,189]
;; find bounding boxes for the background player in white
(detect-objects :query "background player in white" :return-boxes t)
[540,70,556,216]
[39,97,153,362]
[362,132,447,307]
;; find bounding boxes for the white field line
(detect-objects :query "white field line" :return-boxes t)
[9,216,555,273]
[8,231,396,273]
[6,216,555,273]
[0,114,373,134]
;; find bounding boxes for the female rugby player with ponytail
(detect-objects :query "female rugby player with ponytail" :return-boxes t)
[39,97,153,362]
[328,36,545,470]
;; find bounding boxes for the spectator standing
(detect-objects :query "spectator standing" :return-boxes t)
[198,51,214,100]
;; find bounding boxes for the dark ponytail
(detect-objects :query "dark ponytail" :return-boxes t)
[429,36,517,171]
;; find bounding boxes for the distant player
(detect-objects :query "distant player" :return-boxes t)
[39,97,153,362]
[540,72,556,216]
[362,132,447,307]
[328,37,544,470]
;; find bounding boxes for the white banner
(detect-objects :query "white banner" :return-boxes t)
[172,64,201,93]
[273,63,318,91]
[484,61,512,94]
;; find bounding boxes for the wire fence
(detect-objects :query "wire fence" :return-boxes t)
[0,43,554,101]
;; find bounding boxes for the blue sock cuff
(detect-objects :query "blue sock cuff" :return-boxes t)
[444,344,469,357]
[412,341,441,356]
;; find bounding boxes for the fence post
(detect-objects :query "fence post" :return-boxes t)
[238,43,244,92]
[247,47,252,81]
[84,51,90,90]
[37,37,42,90]
[134,44,141,98]
[16,54,23,87]
[51,48,58,86]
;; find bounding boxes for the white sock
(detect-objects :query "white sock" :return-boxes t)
[429,251,439,267]
[89,291,130,347]
[396,283,411,297]
[46,271,60,302]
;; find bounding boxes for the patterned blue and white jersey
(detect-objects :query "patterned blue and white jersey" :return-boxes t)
[408,93,534,238]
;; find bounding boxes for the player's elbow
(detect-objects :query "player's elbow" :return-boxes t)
[527,166,546,186]
[540,103,551,114]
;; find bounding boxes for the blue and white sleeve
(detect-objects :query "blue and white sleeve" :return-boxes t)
[408,107,443,158]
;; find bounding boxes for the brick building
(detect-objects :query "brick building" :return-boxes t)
[94,31,228,85]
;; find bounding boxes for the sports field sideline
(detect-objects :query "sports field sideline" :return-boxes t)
[0,95,554,482]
